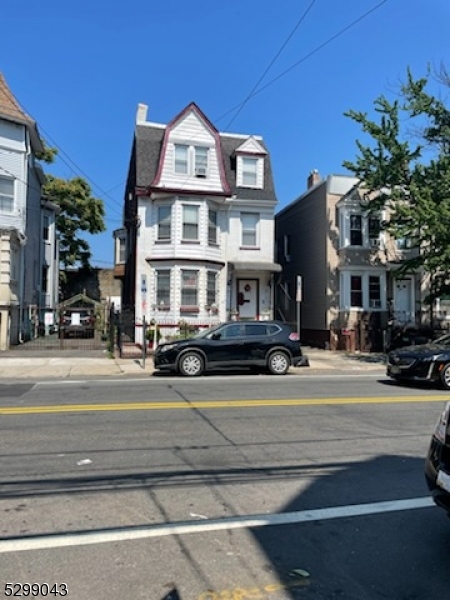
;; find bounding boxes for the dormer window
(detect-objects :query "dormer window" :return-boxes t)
[242,157,258,186]
[237,155,263,189]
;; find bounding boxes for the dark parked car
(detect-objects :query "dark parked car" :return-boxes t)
[425,401,450,514]
[60,309,96,338]
[153,320,307,376]
[387,332,450,389]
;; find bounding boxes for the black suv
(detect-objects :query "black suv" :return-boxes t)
[153,321,307,376]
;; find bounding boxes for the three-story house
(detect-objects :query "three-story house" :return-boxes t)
[115,102,280,343]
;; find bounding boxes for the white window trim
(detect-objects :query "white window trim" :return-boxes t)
[0,175,15,213]
[157,205,172,242]
[182,204,200,242]
[339,207,386,250]
[240,212,259,248]
[173,142,210,178]
[237,155,263,189]
[339,269,386,311]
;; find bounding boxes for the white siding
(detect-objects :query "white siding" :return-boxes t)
[158,112,225,192]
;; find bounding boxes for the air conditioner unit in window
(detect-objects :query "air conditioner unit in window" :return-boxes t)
[370,238,381,248]
[195,166,207,178]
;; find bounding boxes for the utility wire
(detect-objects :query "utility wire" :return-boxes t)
[217,0,389,125]
[223,0,317,132]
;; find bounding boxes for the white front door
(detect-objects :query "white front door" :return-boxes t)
[394,278,413,323]
[237,279,258,320]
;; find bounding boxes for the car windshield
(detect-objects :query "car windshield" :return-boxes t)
[192,324,223,339]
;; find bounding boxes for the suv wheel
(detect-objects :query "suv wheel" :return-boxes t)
[179,352,204,377]
[268,351,290,375]
[440,363,450,390]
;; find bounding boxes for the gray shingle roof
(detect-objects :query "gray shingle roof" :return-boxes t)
[133,120,278,203]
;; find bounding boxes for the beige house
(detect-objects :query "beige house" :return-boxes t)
[274,171,427,351]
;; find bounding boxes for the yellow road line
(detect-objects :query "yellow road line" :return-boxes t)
[0,395,447,414]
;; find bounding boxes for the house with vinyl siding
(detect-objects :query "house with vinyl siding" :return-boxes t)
[0,73,59,349]
[114,102,281,342]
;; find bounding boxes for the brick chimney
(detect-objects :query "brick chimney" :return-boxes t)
[307,169,321,189]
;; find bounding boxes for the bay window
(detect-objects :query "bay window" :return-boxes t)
[181,270,198,308]
[156,270,171,308]
[340,271,386,310]
[157,206,171,241]
[182,205,199,241]
[208,209,218,244]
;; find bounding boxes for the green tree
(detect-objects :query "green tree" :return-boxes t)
[37,142,106,271]
[343,66,450,306]
[43,175,106,270]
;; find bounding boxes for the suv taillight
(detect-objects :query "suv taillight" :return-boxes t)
[289,332,300,341]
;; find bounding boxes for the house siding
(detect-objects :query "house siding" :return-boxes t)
[119,102,279,341]
[0,75,60,348]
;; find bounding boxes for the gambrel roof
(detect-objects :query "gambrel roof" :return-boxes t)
[131,103,277,203]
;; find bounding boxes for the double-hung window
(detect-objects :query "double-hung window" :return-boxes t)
[208,209,218,244]
[156,269,171,308]
[195,146,208,177]
[350,215,363,246]
[118,238,126,263]
[341,271,385,310]
[0,177,14,213]
[157,206,171,241]
[242,157,258,187]
[174,144,189,174]
[350,275,363,308]
[182,205,199,241]
[181,270,198,308]
[241,212,258,247]
[206,271,217,307]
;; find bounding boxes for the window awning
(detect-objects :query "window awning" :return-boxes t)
[229,261,282,273]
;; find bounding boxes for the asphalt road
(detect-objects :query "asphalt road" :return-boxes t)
[0,375,449,600]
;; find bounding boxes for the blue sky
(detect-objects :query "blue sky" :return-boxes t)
[2,0,449,267]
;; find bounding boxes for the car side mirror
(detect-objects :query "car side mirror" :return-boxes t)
[211,333,221,340]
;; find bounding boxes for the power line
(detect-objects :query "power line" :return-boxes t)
[0,164,122,224]
[216,0,389,125]
[223,0,317,131]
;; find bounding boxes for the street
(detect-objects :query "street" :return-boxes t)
[0,374,449,599]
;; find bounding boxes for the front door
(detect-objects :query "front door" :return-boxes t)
[237,279,258,320]
[394,278,413,323]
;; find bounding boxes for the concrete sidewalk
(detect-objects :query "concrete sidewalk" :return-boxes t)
[0,347,386,380]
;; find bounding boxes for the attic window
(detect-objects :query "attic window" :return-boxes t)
[175,144,188,174]
[242,157,257,186]
[237,156,263,189]
[194,146,208,177]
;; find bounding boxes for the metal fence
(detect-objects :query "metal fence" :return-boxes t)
[8,304,110,351]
